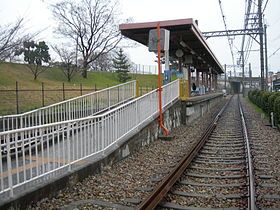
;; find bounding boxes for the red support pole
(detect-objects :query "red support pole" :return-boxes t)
[156,23,169,136]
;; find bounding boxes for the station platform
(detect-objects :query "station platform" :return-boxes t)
[186,92,223,106]
[181,92,224,124]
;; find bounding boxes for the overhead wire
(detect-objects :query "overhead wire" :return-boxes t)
[269,47,280,58]
[218,0,235,72]
[262,0,269,13]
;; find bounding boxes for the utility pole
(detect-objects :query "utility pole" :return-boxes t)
[224,64,227,91]
[241,50,245,97]
[264,24,268,90]
[249,63,252,88]
[258,0,265,90]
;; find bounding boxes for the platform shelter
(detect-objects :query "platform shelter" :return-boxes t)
[119,18,224,98]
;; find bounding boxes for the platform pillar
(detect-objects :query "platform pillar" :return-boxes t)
[209,73,212,92]
[196,69,200,86]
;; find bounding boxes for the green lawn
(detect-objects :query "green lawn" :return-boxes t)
[0,62,163,115]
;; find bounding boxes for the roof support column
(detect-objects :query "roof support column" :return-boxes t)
[196,69,200,87]
[187,66,191,97]
[212,73,216,92]
[214,73,218,91]
[209,69,212,92]
[201,71,206,94]
[206,72,209,92]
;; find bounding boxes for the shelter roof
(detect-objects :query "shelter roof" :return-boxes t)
[119,18,224,74]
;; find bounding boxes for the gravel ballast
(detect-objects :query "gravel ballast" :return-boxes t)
[33,98,227,209]
[32,95,279,210]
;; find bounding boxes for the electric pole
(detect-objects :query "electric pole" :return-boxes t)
[224,64,227,91]
[249,63,252,88]
[264,24,268,90]
[258,0,265,90]
[241,50,245,96]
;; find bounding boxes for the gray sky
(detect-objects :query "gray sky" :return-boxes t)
[1,0,280,76]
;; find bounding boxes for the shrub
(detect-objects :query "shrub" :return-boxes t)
[261,91,273,114]
[255,90,264,107]
[273,96,280,126]
[248,89,260,104]
[268,92,280,116]
[248,90,280,126]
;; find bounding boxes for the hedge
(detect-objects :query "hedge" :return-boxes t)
[274,96,280,125]
[248,89,280,127]
[268,92,280,116]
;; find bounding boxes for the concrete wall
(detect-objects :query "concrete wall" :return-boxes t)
[185,94,223,123]
[1,94,222,210]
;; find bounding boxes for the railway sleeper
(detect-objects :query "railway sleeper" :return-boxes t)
[200,150,244,155]
[194,159,245,164]
[179,180,246,188]
[171,190,247,199]
[159,201,241,210]
[190,166,244,171]
[184,173,245,179]
[196,155,245,160]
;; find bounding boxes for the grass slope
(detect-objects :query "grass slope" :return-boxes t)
[0,62,159,114]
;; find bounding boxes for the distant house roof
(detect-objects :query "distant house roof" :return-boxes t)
[273,78,280,86]
[119,18,224,74]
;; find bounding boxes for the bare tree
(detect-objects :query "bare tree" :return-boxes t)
[0,18,33,61]
[52,45,78,82]
[52,0,122,78]
[90,52,113,71]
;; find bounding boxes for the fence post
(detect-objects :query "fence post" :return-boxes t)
[108,89,110,108]
[117,86,120,103]
[62,82,65,101]
[80,83,82,96]
[6,134,14,198]
[136,81,140,97]
[42,82,45,107]
[95,84,97,91]
[16,81,19,114]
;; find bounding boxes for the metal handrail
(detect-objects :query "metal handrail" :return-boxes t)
[0,79,179,199]
[0,81,136,132]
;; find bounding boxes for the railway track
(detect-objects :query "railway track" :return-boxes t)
[136,94,256,209]
[47,94,280,210]
[241,99,280,209]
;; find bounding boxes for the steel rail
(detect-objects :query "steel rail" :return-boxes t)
[238,95,257,210]
[136,96,233,210]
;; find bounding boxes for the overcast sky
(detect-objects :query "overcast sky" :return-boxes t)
[0,0,280,76]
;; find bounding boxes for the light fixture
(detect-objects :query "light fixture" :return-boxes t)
[180,41,187,48]
[175,49,184,58]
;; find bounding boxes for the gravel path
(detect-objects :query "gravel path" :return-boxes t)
[33,98,227,210]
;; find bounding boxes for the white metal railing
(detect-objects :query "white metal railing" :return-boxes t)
[0,79,179,200]
[0,81,136,132]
